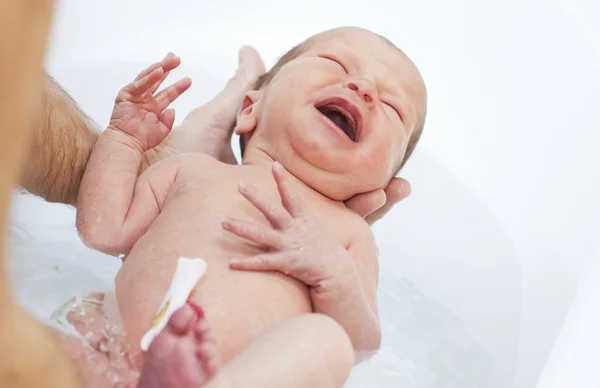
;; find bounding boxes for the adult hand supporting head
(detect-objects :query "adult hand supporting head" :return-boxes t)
[345,177,412,225]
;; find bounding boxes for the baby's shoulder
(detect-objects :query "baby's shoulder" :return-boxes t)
[169,152,220,167]
[164,155,268,192]
[161,152,229,178]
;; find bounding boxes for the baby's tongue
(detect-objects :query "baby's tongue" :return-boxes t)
[330,114,346,129]
[325,110,353,140]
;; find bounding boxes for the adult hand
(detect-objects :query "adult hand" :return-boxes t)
[344,177,412,225]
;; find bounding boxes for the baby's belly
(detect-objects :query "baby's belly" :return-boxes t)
[115,232,312,363]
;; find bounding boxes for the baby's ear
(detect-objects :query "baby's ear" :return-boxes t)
[234,90,261,135]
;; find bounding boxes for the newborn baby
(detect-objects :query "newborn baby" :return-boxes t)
[77,26,426,384]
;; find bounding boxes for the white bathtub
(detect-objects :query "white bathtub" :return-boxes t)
[8,0,600,387]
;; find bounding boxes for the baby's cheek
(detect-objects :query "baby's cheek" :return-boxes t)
[361,144,396,184]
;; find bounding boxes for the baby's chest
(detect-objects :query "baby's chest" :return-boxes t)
[171,170,355,247]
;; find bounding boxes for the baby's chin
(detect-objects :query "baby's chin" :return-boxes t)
[285,163,387,203]
[262,143,386,202]
[302,176,377,203]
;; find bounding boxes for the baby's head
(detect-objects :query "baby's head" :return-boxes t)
[236,27,427,201]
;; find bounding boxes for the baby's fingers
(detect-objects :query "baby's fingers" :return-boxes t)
[222,217,283,249]
[155,77,192,111]
[122,67,164,97]
[157,53,182,74]
[148,70,171,95]
[272,162,308,218]
[134,53,179,81]
[229,253,321,287]
[229,254,289,273]
[237,183,292,229]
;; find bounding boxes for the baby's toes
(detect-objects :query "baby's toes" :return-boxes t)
[192,310,219,377]
[196,339,219,378]
[167,303,198,336]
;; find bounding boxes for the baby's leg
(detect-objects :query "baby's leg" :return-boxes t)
[139,305,353,388]
[209,313,354,388]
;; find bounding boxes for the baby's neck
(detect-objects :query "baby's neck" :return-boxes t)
[241,146,347,209]
[240,146,276,169]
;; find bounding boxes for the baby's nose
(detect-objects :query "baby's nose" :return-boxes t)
[345,78,377,106]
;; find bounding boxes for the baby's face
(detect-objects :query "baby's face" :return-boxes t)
[244,27,426,201]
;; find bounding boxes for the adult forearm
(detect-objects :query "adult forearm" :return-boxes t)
[18,72,100,206]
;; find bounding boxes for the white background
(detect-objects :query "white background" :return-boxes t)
[8,0,600,387]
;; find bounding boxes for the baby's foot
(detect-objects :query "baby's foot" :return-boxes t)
[138,302,219,388]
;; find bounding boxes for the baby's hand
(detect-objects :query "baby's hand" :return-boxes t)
[223,162,381,352]
[109,53,191,152]
[222,163,381,352]
[222,162,357,294]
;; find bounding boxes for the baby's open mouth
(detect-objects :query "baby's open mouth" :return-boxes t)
[316,103,359,142]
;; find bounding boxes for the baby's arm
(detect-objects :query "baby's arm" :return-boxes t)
[76,58,191,256]
[316,225,381,359]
